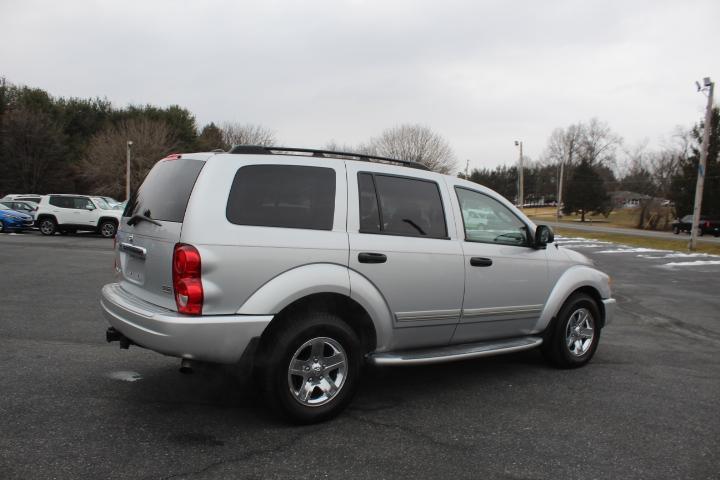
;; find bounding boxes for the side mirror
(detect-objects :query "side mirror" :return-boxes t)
[534,225,554,249]
[86,205,96,211]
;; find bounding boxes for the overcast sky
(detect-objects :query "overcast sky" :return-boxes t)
[1,0,718,171]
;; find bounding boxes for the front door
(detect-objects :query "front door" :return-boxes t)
[449,186,549,343]
[346,164,465,350]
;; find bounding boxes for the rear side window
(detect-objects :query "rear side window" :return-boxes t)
[125,158,205,223]
[226,165,336,230]
[358,172,447,239]
[49,196,73,208]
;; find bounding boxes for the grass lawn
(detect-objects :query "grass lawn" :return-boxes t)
[554,227,720,256]
[524,206,675,230]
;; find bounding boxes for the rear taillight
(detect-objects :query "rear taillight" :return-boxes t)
[705,221,710,228]
[172,243,203,315]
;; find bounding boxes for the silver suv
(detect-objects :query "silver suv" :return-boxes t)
[101,146,615,423]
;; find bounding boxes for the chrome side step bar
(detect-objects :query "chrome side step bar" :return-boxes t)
[368,336,543,366]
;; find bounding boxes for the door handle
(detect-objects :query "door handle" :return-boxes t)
[470,257,493,267]
[358,252,387,264]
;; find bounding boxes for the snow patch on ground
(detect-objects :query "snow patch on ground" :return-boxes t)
[638,252,719,259]
[107,371,142,382]
[660,260,720,268]
[595,247,671,254]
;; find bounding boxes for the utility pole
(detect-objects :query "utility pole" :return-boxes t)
[689,77,714,251]
[515,140,524,208]
[464,159,469,179]
[556,155,566,222]
[126,140,133,201]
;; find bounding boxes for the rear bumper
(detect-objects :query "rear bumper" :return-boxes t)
[602,298,616,326]
[101,283,273,364]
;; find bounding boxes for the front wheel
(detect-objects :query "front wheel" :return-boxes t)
[99,220,117,238]
[542,293,601,369]
[256,311,362,424]
[672,226,679,234]
[0,221,5,233]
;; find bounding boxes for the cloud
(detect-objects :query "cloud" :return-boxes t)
[1,0,718,170]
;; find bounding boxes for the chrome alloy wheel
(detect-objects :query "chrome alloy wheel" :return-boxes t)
[565,307,595,356]
[287,337,348,407]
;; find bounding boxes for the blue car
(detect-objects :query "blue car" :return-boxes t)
[0,205,34,233]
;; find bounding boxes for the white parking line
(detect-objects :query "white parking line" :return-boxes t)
[107,371,142,382]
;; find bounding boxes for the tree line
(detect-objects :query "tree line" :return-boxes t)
[461,114,720,224]
[1,76,717,224]
[0,77,456,199]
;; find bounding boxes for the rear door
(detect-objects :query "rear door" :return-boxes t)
[115,157,206,310]
[48,196,74,224]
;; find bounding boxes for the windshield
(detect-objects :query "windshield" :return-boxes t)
[93,197,110,210]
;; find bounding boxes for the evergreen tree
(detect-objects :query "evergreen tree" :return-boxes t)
[563,160,609,221]
[669,108,720,217]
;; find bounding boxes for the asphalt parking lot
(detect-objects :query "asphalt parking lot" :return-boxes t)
[1,232,718,479]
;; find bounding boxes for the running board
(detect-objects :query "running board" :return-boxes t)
[368,336,543,366]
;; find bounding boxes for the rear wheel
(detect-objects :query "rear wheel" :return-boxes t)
[99,220,117,238]
[542,293,601,369]
[39,218,57,236]
[256,311,362,424]
[672,226,679,234]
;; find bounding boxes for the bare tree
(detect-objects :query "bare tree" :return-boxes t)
[78,118,179,198]
[578,118,623,167]
[221,122,276,147]
[542,123,584,166]
[368,124,457,173]
[1,106,67,192]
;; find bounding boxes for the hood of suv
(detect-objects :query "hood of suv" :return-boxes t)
[558,246,594,266]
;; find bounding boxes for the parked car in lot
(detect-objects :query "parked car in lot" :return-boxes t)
[672,214,720,236]
[102,146,615,423]
[0,194,43,204]
[0,204,35,233]
[0,200,39,220]
[35,194,122,237]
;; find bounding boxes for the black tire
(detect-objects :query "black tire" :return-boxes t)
[38,218,57,236]
[0,221,5,233]
[672,226,679,234]
[541,293,601,369]
[99,220,117,238]
[256,311,362,424]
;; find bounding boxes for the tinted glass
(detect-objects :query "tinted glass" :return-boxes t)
[125,158,205,223]
[358,173,381,233]
[73,197,94,209]
[226,165,336,230]
[456,187,528,246]
[372,174,447,238]
[49,196,73,208]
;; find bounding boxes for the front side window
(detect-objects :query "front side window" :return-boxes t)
[73,197,94,209]
[226,165,336,230]
[358,173,447,239]
[455,187,529,246]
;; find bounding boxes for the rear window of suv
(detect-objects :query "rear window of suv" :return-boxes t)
[226,165,336,230]
[124,158,205,223]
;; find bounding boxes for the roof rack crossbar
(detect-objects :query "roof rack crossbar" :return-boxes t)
[227,145,430,170]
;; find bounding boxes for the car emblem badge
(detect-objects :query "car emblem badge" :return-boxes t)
[128,234,134,243]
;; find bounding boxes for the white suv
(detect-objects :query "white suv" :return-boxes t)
[36,194,122,237]
[101,147,615,423]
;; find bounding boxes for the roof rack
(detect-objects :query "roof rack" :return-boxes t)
[228,145,430,171]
